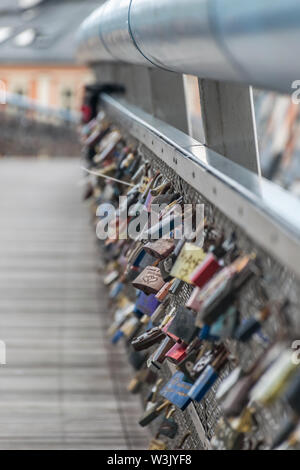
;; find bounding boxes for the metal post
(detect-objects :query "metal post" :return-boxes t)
[198,79,261,174]
[148,69,189,134]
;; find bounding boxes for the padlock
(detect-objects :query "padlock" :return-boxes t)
[216,367,243,402]
[85,125,110,148]
[131,327,165,351]
[234,305,272,342]
[149,336,176,371]
[166,306,198,344]
[198,325,211,340]
[135,292,160,317]
[109,281,124,299]
[155,279,175,302]
[139,400,170,427]
[190,252,222,288]
[188,350,229,402]
[146,378,163,402]
[151,302,169,326]
[165,342,187,365]
[126,154,141,177]
[131,172,160,215]
[111,329,124,344]
[125,265,141,282]
[249,349,299,406]
[126,243,146,269]
[160,371,193,410]
[94,130,122,164]
[176,349,199,383]
[132,266,165,295]
[120,151,135,170]
[187,255,253,315]
[103,269,119,286]
[120,316,140,340]
[159,306,176,329]
[192,348,215,379]
[196,256,254,326]
[139,314,152,325]
[158,407,178,439]
[157,238,185,281]
[158,255,175,282]
[145,174,167,211]
[170,242,206,284]
[107,302,135,337]
[143,376,163,404]
[222,343,284,417]
[144,239,175,260]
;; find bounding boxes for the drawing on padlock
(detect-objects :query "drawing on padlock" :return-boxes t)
[132,266,165,295]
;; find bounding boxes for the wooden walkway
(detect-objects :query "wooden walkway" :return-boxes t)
[0,157,149,450]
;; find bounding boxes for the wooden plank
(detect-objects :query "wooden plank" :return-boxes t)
[0,157,149,450]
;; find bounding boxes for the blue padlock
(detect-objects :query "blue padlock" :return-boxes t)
[188,365,218,402]
[189,347,228,402]
[109,282,124,299]
[135,292,160,316]
[111,330,124,344]
[132,249,146,268]
[160,371,192,411]
[198,325,219,342]
[198,325,210,340]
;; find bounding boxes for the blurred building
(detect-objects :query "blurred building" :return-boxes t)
[0,0,100,112]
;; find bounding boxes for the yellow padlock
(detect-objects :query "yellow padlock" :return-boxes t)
[170,242,206,284]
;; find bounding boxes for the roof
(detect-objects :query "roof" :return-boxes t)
[0,0,101,65]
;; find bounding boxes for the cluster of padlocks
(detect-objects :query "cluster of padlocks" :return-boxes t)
[79,106,300,451]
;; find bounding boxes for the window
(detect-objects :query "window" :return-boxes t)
[14,29,36,47]
[37,75,50,107]
[0,27,13,44]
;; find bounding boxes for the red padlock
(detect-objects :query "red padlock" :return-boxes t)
[190,253,221,288]
[165,342,187,364]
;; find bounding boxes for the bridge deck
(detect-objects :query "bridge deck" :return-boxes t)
[0,157,148,450]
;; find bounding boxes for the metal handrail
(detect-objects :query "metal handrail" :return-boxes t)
[77,0,300,94]
[101,92,300,279]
